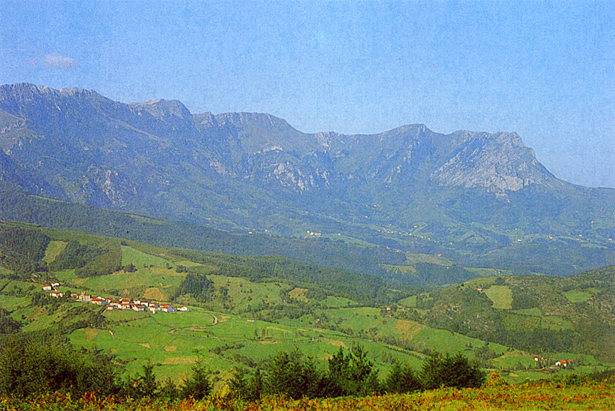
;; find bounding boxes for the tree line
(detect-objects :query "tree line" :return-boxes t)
[227,347,485,401]
[0,332,211,400]
[0,330,485,401]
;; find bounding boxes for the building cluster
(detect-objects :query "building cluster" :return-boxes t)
[42,283,187,313]
[534,356,575,369]
[555,359,574,368]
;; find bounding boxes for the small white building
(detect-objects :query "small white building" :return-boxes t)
[160,304,176,313]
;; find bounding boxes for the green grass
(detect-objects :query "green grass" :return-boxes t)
[53,269,78,282]
[42,240,67,264]
[563,289,593,303]
[72,306,423,383]
[491,350,536,370]
[206,275,286,311]
[541,315,575,331]
[398,295,417,307]
[77,268,184,300]
[413,326,508,356]
[121,245,174,269]
[484,285,513,309]
[321,296,356,307]
[0,295,30,310]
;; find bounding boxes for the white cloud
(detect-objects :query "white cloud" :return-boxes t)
[43,53,77,70]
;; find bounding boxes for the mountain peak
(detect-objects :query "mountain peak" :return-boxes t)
[432,130,555,193]
[131,99,192,119]
[214,112,294,130]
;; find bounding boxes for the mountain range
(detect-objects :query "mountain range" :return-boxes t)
[1,83,615,276]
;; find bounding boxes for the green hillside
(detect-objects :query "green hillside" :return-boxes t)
[398,270,615,363]
[1,221,613,388]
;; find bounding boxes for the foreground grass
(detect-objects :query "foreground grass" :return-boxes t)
[2,380,614,411]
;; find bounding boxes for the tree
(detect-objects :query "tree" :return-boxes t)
[159,377,179,400]
[228,367,250,399]
[324,346,379,397]
[174,273,213,302]
[384,362,421,393]
[228,367,265,401]
[180,359,211,400]
[421,352,486,390]
[264,350,323,399]
[0,308,21,334]
[0,332,119,398]
[126,362,157,398]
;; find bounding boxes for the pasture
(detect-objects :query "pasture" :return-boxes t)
[484,285,513,309]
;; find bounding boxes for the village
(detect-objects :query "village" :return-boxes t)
[42,283,188,314]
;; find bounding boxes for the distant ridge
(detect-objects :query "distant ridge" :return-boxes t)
[1,83,614,276]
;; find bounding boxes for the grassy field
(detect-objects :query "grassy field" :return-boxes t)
[70,302,425,385]
[42,240,67,264]
[563,289,594,303]
[484,285,513,309]
[3,229,615,391]
[0,270,607,388]
[121,245,175,269]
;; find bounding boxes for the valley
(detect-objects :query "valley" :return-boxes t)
[0,83,614,406]
[1,222,613,390]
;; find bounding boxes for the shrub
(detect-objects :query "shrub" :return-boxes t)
[0,332,119,398]
[180,359,212,400]
[421,352,486,390]
[384,362,421,393]
[265,350,323,399]
[323,345,379,397]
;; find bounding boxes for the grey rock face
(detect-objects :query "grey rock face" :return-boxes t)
[0,83,611,242]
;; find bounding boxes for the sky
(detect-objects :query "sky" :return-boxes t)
[1,1,614,188]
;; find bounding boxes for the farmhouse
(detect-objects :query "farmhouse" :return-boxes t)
[555,359,574,368]
[106,299,121,310]
[160,304,176,313]
[91,297,107,305]
[74,292,92,302]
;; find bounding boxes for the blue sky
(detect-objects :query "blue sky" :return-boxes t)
[1,1,614,188]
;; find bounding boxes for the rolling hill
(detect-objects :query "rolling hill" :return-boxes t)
[1,221,613,385]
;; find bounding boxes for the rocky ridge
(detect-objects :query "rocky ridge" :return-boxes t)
[0,83,614,269]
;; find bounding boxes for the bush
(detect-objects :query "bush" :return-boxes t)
[384,362,421,393]
[264,350,323,399]
[421,352,486,390]
[180,359,212,400]
[323,345,379,397]
[0,332,119,398]
[123,362,158,398]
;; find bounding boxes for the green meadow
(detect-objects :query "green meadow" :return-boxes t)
[484,285,513,309]
[2,223,614,389]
